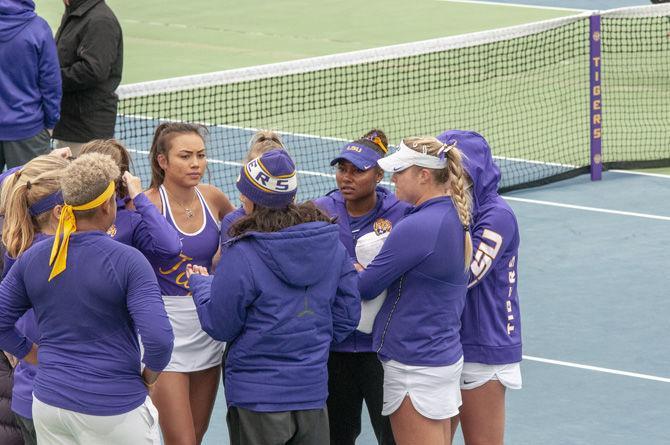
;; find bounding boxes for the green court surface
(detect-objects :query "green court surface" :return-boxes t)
[36,0,572,84]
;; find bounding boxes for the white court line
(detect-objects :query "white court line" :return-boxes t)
[609,169,670,179]
[523,355,670,383]
[436,0,586,12]
[128,148,346,180]
[129,146,665,217]
[504,196,670,221]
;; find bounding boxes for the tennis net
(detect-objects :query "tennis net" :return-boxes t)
[115,4,670,198]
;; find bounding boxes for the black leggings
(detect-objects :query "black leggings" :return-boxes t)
[327,352,395,445]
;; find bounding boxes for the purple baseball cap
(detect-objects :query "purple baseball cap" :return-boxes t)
[330,139,385,171]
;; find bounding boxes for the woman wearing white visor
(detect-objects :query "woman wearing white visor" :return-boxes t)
[357,137,473,445]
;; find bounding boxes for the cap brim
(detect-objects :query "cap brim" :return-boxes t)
[377,153,412,173]
[330,153,376,171]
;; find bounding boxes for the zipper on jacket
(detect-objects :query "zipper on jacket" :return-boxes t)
[376,275,405,354]
[297,286,314,317]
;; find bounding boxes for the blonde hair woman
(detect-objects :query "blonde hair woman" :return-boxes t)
[357,137,473,445]
[0,155,68,445]
[0,153,174,445]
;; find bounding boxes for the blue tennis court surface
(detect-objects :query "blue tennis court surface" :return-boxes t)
[117,115,577,202]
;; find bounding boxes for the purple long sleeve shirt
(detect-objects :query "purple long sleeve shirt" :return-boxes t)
[358,197,469,366]
[0,231,174,416]
[6,192,181,419]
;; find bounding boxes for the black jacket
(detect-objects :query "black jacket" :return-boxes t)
[0,353,22,445]
[52,0,122,142]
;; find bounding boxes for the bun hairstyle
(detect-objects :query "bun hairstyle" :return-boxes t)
[360,129,389,156]
[403,136,473,270]
[246,130,286,162]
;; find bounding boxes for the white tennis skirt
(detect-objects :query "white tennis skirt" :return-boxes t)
[162,295,224,372]
[460,362,522,391]
[382,357,464,420]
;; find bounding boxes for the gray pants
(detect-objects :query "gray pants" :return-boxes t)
[227,406,329,445]
[0,129,51,169]
[15,414,37,445]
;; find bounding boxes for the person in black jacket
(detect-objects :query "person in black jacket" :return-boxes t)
[0,353,23,445]
[52,0,122,155]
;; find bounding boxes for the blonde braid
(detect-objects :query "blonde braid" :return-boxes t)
[402,137,473,270]
[446,147,473,270]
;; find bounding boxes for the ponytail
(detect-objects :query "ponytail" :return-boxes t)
[2,155,69,258]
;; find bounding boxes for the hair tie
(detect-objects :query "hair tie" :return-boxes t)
[437,141,456,161]
[463,224,469,232]
[26,181,32,189]
[371,136,388,153]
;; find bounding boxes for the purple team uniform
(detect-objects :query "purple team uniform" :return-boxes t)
[438,130,522,365]
[358,197,469,366]
[153,185,220,295]
[5,192,181,420]
[0,231,174,415]
[189,221,361,412]
[314,186,410,353]
[151,185,223,372]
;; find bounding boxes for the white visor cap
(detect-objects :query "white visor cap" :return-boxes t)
[377,141,449,173]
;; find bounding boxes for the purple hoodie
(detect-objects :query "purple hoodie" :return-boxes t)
[313,186,410,353]
[438,130,522,364]
[358,197,469,366]
[0,0,61,140]
[190,221,360,412]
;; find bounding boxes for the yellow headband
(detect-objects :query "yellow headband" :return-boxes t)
[48,181,115,281]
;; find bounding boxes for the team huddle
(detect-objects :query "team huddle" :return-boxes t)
[0,123,522,445]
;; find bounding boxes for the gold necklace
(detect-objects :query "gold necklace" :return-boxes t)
[165,186,197,219]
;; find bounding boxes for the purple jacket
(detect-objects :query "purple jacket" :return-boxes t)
[190,221,360,412]
[0,0,61,140]
[219,206,245,248]
[0,232,174,416]
[358,197,469,366]
[438,130,522,364]
[314,187,410,353]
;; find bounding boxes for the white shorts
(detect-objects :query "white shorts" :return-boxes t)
[460,362,522,390]
[382,357,464,420]
[162,295,224,372]
[33,396,159,445]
